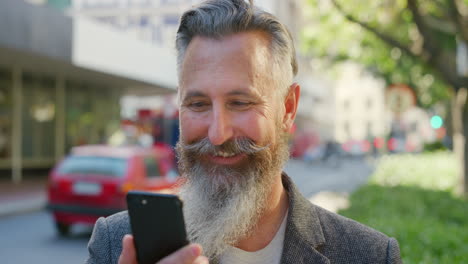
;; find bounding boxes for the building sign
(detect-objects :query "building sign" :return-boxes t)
[386,84,416,114]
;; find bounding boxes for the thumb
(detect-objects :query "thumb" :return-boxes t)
[118,235,138,264]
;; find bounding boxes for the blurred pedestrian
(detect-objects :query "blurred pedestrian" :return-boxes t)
[322,140,341,167]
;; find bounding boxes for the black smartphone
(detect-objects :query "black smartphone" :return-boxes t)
[126,191,189,264]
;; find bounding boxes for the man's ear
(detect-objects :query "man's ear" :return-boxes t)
[282,83,300,132]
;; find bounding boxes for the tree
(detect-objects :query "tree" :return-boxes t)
[303,0,468,195]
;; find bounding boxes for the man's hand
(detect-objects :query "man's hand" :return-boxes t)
[118,235,209,264]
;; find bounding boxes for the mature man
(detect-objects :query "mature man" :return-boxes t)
[86,0,402,263]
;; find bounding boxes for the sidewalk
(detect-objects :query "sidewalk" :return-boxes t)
[0,176,48,217]
[285,157,374,213]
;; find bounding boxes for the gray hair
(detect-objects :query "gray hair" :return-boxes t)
[176,0,298,96]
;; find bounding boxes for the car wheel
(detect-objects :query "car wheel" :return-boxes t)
[56,222,71,236]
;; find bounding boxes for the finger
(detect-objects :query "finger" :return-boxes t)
[118,235,138,264]
[157,244,203,264]
[193,256,209,264]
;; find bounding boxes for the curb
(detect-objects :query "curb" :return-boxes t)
[309,191,350,213]
[0,195,47,218]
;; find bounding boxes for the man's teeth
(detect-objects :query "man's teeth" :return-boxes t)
[215,151,236,158]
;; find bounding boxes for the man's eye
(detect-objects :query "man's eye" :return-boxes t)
[229,101,252,109]
[188,101,209,111]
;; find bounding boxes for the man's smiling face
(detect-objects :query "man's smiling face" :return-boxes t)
[178,31,284,168]
[175,30,299,259]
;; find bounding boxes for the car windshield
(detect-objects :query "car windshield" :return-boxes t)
[57,156,128,177]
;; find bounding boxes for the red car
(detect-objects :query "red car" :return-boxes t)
[47,145,180,236]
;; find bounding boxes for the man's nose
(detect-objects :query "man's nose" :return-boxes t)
[208,106,233,146]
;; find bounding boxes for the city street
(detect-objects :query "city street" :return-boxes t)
[0,158,373,264]
[284,157,373,198]
[0,211,91,264]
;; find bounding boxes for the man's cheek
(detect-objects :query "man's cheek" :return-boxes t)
[180,120,199,142]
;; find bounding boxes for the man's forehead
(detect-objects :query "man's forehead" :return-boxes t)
[179,31,274,90]
[183,32,272,66]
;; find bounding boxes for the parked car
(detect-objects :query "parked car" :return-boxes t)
[341,140,371,156]
[47,145,180,236]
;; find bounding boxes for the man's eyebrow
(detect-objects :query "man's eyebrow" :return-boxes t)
[182,91,206,101]
[183,90,256,99]
[226,90,258,97]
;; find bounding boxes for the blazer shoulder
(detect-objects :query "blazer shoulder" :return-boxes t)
[105,210,130,232]
[315,205,388,240]
[313,205,399,263]
[85,211,131,264]
[104,210,132,249]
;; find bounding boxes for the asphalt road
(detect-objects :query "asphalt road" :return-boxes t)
[0,210,91,264]
[284,157,373,198]
[0,158,373,264]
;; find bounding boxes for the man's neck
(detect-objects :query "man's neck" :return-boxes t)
[234,173,289,252]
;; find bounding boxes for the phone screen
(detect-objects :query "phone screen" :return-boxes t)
[127,191,188,264]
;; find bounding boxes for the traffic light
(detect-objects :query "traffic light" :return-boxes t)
[430,115,443,129]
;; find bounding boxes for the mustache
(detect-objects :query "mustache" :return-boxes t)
[181,137,270,155]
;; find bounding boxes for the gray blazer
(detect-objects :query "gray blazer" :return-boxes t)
[85,174,402,264]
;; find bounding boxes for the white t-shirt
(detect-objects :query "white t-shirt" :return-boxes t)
[219,211,288,264]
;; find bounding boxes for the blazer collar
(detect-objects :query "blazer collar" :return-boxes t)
[280,173,330,264]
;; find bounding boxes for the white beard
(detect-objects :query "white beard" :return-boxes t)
[176,133,290,260]
[179,165,274,260]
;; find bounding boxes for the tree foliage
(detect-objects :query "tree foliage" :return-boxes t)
[302,0,468,108]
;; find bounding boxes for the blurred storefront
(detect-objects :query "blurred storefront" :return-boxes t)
[0,0,178,182]
[0,68,121,168]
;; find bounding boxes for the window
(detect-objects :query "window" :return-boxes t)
[410,122,418,132]
[366,99,373,110]
[58,156,128,177]
[22,72,56,159]
[0,67,11,159]
[344,122,350,138]
[164,15,180,25]
[367,122,373,137]
[65,81,120,152]
[144,156,160,177]
[343,100,350,110]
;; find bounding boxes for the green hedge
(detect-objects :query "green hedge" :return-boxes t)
[369,152,458,193]
[338,152,467,263]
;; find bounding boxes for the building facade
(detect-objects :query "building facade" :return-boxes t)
[1,0,178,182]
[334,62,388,143]
[60,0,391,152]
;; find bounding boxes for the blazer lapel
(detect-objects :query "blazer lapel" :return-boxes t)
[280,174,330,264]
